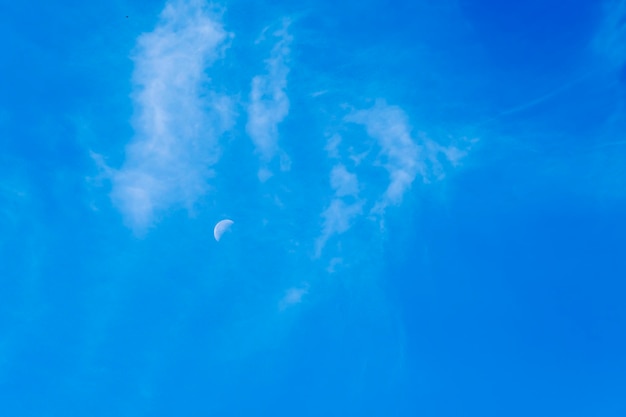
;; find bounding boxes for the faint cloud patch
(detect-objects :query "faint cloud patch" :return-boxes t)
[0,179,29,228]
[594,0,626,69]
[279,284,309,310]
[315,157,364,257]
[108,0,234,233]
[246,19,293,181]
[330,164,360,197]
[326,257,343,273]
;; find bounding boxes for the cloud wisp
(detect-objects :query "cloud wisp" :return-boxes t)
[315,100,469,256]
[346,101,420,214]
[347,100,467,215]
[315,161,364,257]
[279,284,309,310]
[109,0,234,233]
[246,20,292,181]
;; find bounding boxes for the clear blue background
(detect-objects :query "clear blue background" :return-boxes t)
[1,0,625,415]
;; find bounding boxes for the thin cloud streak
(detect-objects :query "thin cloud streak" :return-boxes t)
[246,20,292,180]
[110,0,234,233]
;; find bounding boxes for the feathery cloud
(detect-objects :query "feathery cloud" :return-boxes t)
[315,157,364,257]
[315,100,470,256]
[347,102,418,212]
[330,164,360,197]
[347,100,466,214]
[246,20,292,180]
[110,0,233,233]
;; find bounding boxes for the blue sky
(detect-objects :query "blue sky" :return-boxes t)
[1,0,626,415]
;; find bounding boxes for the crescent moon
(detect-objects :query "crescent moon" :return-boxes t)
[213,219,234,242]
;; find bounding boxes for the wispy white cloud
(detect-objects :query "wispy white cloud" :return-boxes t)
[347,102,418,212]
[315,157,364,257]
[330,164,360,197]
[246,20,292,180]
[324,133,342,159]
[346,99,467,214]
[109,0,234,232]
[315,100,470,256]
[317,199,364,250]
[279,284,309,310]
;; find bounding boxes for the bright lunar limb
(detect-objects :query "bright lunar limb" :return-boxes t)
[214,219,234,241]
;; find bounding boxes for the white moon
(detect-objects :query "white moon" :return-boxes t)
[213,219,234,242]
